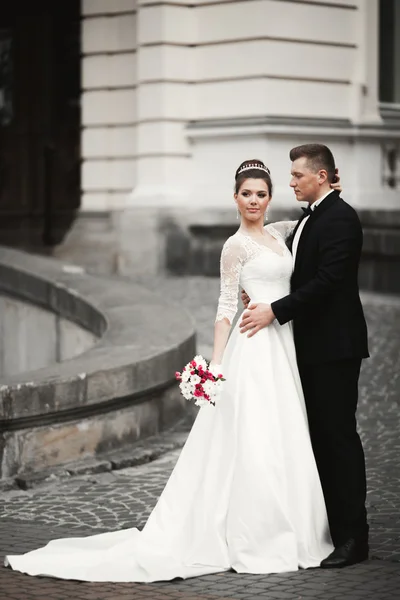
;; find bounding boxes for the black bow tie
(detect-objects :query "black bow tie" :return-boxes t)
[301,205,313,217]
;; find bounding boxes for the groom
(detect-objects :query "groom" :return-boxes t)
[240,144,369,568]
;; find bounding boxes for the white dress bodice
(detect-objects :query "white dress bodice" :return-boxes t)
[216,221,297,324]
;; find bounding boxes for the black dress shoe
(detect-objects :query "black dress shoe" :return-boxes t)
[320,538,369,568]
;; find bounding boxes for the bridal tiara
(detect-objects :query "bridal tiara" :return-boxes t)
[237,164,271,176]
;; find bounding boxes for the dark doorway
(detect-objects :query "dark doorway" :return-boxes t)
[0,0,80,251]
[379,0,400,104]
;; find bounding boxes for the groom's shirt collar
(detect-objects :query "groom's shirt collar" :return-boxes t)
[292,190,334,263]
[309,189,335,210]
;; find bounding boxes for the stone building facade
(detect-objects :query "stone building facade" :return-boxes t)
[1,0,400,290]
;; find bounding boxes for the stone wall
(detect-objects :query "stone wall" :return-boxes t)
[162,206,400,296]
[51,0,400,289]
[0,294,97,378]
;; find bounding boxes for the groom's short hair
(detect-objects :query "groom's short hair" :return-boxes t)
[290,144,336,182]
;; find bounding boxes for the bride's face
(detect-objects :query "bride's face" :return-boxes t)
[234,178,271,222]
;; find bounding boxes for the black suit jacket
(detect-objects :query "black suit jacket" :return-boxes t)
[271,191,369,365]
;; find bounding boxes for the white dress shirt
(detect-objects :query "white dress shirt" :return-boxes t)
[291,190,334,264]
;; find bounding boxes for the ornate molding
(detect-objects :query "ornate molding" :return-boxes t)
[186,116,400,141]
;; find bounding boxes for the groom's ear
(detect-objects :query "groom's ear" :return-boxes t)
[317,169,328,184]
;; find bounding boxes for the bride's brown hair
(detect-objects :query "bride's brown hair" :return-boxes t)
[235,159,273,195]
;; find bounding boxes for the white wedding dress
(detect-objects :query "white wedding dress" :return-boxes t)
[5,222,333,582]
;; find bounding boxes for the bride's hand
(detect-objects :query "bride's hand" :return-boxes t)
[241,289,250,308]
[209,362,222,375]
[330,168,342,193]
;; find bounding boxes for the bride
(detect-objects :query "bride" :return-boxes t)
[5,159,336,582]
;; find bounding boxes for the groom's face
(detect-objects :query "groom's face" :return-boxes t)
[290,157,320,204]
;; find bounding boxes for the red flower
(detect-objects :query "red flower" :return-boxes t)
[175,372,181,380]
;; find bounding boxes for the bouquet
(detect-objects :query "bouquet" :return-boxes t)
[175,355,225,407]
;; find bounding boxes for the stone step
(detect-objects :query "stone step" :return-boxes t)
[6,414,196,491]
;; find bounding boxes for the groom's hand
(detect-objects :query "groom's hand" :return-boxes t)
[239,303,275,337]
[241,289,250,308]
[330,168,342,193]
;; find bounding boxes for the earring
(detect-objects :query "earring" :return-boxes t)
[236,208,240,220]
[264,207,269,222]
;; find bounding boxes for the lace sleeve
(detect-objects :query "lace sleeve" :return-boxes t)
[267,220,298,240]
[215,236,245,325]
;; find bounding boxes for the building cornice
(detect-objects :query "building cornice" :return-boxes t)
[186,116,400,140]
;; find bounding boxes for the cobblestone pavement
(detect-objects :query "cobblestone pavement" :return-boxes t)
[0,278,400,599]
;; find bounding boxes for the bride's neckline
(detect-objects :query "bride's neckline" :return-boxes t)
[238,226,286,258]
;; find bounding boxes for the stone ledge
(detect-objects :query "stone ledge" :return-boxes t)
[164,209,400,294]
[11,415,194,491]
[0,247,196,478]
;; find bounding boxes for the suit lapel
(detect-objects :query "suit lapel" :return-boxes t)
[294,191,340,270]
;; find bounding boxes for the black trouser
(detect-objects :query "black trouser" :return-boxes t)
[298,358,368,547]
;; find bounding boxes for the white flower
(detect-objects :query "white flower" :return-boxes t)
[193,355,207,370]
[203,380,215,397]
[181,370,190,383]
[190,374,201,385]
[179,382,193,400]
[195,397,209,407]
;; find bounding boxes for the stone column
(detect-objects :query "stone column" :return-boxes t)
[81,0,137,211]
[117,0,194,276]
[55,0,138,274]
